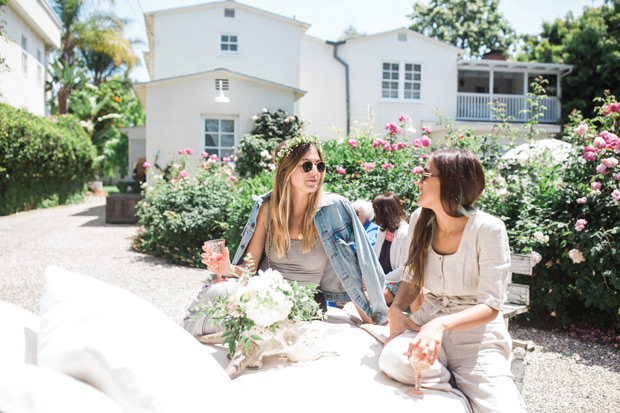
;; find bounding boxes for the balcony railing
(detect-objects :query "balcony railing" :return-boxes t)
[456,93,561,123]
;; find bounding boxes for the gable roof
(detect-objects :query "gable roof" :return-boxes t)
[340,27,465,56]
[133,68,307,107]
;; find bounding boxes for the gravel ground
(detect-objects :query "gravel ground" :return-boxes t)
[1,196,618,412]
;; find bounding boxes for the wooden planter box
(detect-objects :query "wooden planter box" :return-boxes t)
[106,194,143,224]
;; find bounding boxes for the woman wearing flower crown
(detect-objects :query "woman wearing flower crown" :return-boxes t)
[183,135,388,336]
[378,149,525,412]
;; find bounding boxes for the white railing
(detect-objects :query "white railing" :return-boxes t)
[457,93,561,123]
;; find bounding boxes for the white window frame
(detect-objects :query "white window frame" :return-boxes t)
[201,116,237,159]
[381,62,423,102]
[21,35,27,51]
[22,52,28,76]
[219,33,239,55]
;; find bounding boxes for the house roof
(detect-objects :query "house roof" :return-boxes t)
[9,0,63,48]
[132,68,307,108]
[340,27,466,56]
[458,59,574,74]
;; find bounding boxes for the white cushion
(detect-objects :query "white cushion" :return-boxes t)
[0,301,39,365]
[37,266,231,413]
[0,364,122,413]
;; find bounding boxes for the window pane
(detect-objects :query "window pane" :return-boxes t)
[413,92,420,99]
[413,83,420,90]
[392,63,399,71]
[391,72,398,80]
[221,134,234,147]
[414,64,421,72]
[221,120,234,133]
[382,90,390,98]
[204,147,218,155]
[205,134,217,147]
[391,82,398,89]
[405,73,412,80]
[414,73,421,81]
[390,90,398,98]
[230,36,237,42]
[221,44,229,51]
[383,63,390,70]
[405,64,412,71]
[222,147,235,158]
[382,71,390,79]
[405,91,412,99]
[230,44,237,51]
[382,81,390,89]
[221,35,229,42]
[404,83,412,90]
[205,119,219,132]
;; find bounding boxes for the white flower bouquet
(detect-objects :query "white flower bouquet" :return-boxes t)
[192,259,325,377]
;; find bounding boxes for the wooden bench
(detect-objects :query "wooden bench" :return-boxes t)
[505,252,535,394]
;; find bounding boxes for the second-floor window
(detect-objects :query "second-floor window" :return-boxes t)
[21,35,27,51]
[22,53,28,76]
[220,34,238,54]
[382,62,422,100]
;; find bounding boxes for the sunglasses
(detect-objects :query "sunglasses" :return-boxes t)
[419,171,440,182]
[300,160,326,173]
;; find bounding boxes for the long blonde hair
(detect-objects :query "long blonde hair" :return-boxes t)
[269,139,325,259]
[404,149,485,294]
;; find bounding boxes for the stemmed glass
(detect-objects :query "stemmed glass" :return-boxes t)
[406,351,430,398]
[201,239,229,283]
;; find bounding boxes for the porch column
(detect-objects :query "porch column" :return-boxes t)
[489,69,494,121]
[523,71,529,122]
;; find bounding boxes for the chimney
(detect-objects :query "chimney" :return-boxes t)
[482,49,507,61]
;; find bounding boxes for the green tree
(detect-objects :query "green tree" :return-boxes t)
[517,0,620,119]
[338,25,366,41]
[408,0,515,58]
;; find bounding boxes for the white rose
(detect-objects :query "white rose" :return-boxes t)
[530,251,542,266]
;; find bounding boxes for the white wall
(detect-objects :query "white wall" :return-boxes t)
[150,4,302,88]
[9,0,62,49]
[0,6,48,116]
[144,73,296,167]
[339,30,460,139]
[298,36,346,140]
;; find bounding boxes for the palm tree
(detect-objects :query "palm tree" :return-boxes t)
[50,1,137,112]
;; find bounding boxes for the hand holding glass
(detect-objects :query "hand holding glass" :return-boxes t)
[406,347,430,398]
[201,239,231,283]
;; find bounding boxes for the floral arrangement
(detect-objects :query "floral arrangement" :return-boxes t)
[192,258,325,358]
[274,135,322,164]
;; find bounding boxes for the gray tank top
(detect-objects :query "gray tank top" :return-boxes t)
[258,200,328,285]
[258,236,328,286]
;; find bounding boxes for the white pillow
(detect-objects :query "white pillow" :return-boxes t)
[0,301,39,365]
[37,266,232,413]
[0,364,122,413]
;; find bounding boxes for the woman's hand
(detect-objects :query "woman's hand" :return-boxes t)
[406,318,446,365]
[385,305,419,345]
[201,244,233,277]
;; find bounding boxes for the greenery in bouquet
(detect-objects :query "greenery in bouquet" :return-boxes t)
[192,257,325,357]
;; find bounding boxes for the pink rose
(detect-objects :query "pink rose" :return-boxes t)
[290,116,296,122]
[185,148,193,155]
[574,124,588,137]
[201,152,209,159]
[209,154,219,161]
[347,139,358,148]
[178,149,187,155]
[143,162,151,169]
[228,175,237,182]
[392,144,399,151]
[413,139,422,148]
[362,162,375,171]
[398,114,410,122]
[593,137,606,148]
[422,126,432,134]
[382,163,395,170]
[591,181,601,191]
[596,163,607,174]
[385,123,402,135]
[583,151,597,161]
[576,197,587,204]
[421,136,432,147]
[397,142,409,149]
[371,139,386,148]
[336,166,346,175]
[223,157,231,162]
[574,219,587,232]
[602,157,618,168]
[411,166,424,175]
[614,173,620,180]
[383,142,392,152]
[458,133,465,139]
[179,170,188,178]
[613,190,620,201]
[569,249,586,264]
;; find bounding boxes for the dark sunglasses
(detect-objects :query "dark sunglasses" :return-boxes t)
[301,160,326,173]
[419,171,440,182]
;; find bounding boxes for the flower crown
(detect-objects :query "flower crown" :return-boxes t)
[274,135,322,164]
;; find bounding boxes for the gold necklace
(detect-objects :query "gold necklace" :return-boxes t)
[297,232,303,240]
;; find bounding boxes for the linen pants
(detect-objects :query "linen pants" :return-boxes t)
[183,279,238,337]
[379,315,525,413]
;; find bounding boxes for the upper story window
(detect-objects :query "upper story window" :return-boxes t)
[22,53,28,76]
[382,62,422,101]
[21,35,27,51]
[220,34,238,54]
[37,50,43,63]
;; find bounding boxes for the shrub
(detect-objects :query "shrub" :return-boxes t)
[235,109,303,178]
[0,104,96,215]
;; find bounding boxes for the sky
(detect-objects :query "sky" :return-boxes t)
[100,0,606,83]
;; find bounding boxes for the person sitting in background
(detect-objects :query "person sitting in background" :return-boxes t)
[352,199,379,248]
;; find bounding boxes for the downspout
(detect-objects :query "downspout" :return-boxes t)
[326,40,350,136]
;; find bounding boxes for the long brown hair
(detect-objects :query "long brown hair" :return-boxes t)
[269,138,325,259]
[372,192,408,233]
[404,149,485,294]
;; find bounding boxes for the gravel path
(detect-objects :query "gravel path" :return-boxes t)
[1,196,618,412]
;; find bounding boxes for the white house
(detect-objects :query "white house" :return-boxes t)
[133,0,573,170]
[0,0,62,116]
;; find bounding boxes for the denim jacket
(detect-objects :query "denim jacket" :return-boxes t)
[232,191,388,324]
